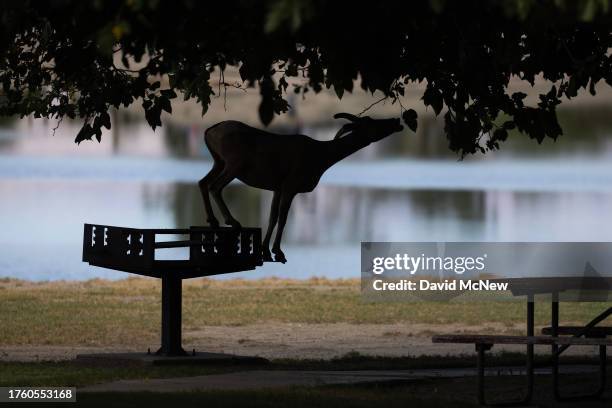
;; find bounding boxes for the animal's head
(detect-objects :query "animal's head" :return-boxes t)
[333,113,403,142]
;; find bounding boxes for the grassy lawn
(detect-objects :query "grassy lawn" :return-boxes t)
[0,277,608,346]
[2,357,611,407]
[73,377,612,408]
[0,361,239,387]
[72,372,612,408]
[19,375,612,408]
[2,353,609,388]
[0,353,510,388]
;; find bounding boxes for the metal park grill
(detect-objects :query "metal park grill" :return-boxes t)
[82,223,263,356]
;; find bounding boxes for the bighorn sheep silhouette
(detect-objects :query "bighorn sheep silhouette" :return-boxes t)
[199,113,403,263]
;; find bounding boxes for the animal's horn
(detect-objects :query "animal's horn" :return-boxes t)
[333,112,360,122]
[334,123,355,140]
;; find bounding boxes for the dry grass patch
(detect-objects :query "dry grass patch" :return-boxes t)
[0,277,607,346]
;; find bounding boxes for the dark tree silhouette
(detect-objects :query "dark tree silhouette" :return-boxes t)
[1,0,612,155]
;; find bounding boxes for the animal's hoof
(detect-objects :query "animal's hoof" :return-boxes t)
[262,251,274,262]
[227,221,242,229]
[273,252,287,264]
[208,219,220,228]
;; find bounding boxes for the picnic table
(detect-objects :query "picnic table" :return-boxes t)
[433,277,612,405]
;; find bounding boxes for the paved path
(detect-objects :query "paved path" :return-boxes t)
[79,366,598,393]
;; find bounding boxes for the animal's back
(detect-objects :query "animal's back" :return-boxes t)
[204,120,312,156]
[203,120,318,191]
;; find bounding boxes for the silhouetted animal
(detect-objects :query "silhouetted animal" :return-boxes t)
[199,113,403,263]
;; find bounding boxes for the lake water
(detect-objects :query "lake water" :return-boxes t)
[2,113,612,281]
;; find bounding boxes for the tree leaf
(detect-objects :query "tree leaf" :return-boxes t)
[100,111,111,129]
[161,89,177,99]
[259,98,274,126]
[74,124,94,144]
[334,84,344,99]
[493,128,508,142]
[160,97,172,114]
[145,107,162,130]
[423,87,443,115]
[402,109,418,132]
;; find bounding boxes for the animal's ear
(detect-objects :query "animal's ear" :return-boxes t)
[333,112,360,122]
[334,123,356,139]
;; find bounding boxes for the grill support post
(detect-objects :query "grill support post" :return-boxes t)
[157,275,187,356]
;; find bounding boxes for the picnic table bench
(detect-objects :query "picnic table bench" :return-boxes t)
[433,334,612,346]
[541,326,612,337]
[432,278,612,406]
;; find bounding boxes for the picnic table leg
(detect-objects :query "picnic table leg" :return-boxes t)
[475,300,535,406]
[525,300,534,401]
[596,345,607,396]
[551,299,608,400]
[156,274,187,356]
[476,343,493,406]
[551,298,560,400]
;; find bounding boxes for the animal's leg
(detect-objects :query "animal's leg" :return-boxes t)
[262,191,281,262]
[271,192,295,263]
[198,162,223,227]
[209,169,242,228]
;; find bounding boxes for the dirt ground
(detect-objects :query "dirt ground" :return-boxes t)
[1,322,603,361]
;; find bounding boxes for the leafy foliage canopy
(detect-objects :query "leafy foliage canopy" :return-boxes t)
[1,0,612,154]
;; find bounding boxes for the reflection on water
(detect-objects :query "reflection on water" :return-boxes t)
[2,177,612,280]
